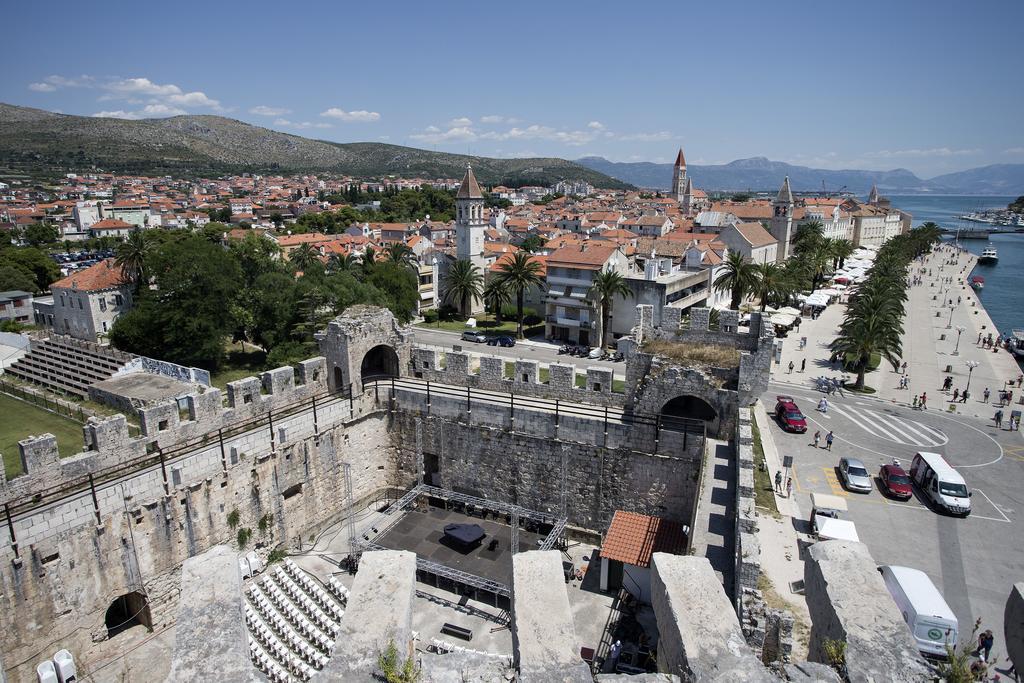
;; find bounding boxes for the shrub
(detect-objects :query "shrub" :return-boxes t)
[227,509,240,530]
[422,308,439,324]
[378,640,420,683]
[438,304,460,322]
[237,527,252,548]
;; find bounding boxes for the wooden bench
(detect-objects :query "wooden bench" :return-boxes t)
[440,623,473,641]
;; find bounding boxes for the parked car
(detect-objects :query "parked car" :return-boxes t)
[461,330,487,343]
[774,396,807,433]
[878,462,913,500]
[486,335,516,347]
[839,457,872,493]
[909,451,971,516]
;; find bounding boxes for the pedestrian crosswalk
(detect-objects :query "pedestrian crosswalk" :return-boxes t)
[828,404,947,447]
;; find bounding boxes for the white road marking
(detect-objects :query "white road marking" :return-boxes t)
[973,489,1012,523]
[885,414,944,445]
[837,405,909,444]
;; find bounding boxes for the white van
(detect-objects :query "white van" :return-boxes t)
[910,452,971,516]
[878,565,958,658]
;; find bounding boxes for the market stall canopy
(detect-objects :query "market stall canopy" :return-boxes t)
[770,313,798,327]
[778,306,802,316]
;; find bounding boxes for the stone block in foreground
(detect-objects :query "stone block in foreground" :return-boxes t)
[804,541,930,682]
[512,550,592,682]
[1006,582,1024,673]
[650,553,774,682]
[165,545,259,682]
[321,549,416,680]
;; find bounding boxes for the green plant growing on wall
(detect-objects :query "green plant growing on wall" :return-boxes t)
[822,639,847,677]
[237,527,252,548]
[227,508,240,530]
[935,618,991,683]
[267,548,287,564]
[258,513,272,535]
[377,640,420,683]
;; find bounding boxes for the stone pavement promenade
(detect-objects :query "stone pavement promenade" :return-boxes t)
[772,242,1023,421]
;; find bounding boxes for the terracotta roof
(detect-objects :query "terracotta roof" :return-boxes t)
[732,221,778,248]
[274,232,329,247]
[546,242,620,270]
[600,510,687,568]
[51,259,125,292]
[489,252,547,277]
[90,218,134,230]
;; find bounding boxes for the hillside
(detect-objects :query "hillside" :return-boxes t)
[0,103,630,188]
[576,155,1024,196]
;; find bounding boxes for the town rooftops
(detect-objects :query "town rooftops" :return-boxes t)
[546,242,620,270]
[600,510,687,568]
[489,252,547,277]
[51,259,126,292]
[89,218,135,230]
[732,221,778,248]
[0,290,32,303]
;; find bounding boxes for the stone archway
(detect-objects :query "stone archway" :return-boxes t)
[104,591,152,638]
[660,394,719,434]
[360,344,400,385]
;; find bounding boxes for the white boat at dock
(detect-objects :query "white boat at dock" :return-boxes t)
[978,245,998,264]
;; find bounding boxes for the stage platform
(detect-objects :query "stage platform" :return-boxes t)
[375,506,545,588]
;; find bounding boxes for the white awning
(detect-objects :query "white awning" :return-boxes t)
[770,313,797,327]
[816,518,860,543]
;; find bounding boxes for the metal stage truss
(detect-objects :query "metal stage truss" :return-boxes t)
[351,484,569,598]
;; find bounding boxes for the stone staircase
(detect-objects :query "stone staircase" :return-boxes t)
[4,334,135,398]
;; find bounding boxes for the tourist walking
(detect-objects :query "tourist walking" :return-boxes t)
[920,392,927,409]
[786,477,793,498]
[800,358,806,373]
[984,387,990,403]
[960,390,969,403]
[1017,374,1022,388]
[953,388,959,403]
[974,630,994,663]
[913,395,919,409]
[901,361,907,374]
[813,430,821,448]
[825,431,834,451]
[995,410,1003,428]
[775,471,783,493]
[788,360,794,374]
[817,397,829,414]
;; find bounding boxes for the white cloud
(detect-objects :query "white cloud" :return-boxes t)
[29,74,226,114]
[618,131,673,142]
[448,116,473,127]
[587,121,605,130]
[250,105,291,116]
[274,118,333,130]
[105,77,183,97]
[140,103,187,117]
[1002,147,1024,155]
[410,126,476,144]
[28,82,56,92]
[166,91,222,110]
[480,115,505,124]
[92,110,139,120]
[320,107,381,122]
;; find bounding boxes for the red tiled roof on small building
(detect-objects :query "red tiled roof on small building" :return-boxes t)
[599,510,687,568]
[51,259,125,292]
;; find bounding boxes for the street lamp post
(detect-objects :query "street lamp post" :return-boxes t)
[946,301,956,329]
[965,360,979,395]
[953,325,966,355]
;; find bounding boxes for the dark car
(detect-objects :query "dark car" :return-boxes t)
[774,396,808,433]
[878,463,913,500]
[486,335,516,347]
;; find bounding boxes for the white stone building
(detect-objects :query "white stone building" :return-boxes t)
[49,259,133,342]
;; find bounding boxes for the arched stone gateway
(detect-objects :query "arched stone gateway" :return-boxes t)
[661,394,720,434]
[316,305,412,392]
[104,591,152,639]
[360,344,400,384]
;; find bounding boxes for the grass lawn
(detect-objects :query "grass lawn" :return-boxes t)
[843,351,881,373]
[416,314,545,339]
[751,417,780,518]
[211,342,269,390]
[0,393,85,478]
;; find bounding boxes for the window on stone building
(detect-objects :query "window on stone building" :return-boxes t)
[99,297,107,311]
[115,294,123,306]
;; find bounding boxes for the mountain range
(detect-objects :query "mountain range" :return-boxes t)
[0,103,629,189]
[575,155,1024,196]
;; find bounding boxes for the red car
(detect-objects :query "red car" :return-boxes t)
[774,396,807,433]
[878,463,913,499]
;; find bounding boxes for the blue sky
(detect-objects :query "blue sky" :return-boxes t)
[2,0,1023,177]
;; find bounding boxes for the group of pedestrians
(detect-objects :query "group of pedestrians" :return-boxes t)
[993,409,1019,431]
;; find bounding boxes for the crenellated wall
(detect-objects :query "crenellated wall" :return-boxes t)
[409,348,625,407]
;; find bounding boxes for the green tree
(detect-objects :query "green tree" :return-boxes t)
[290,243,319,272]
[442,259,483,317]
[588,269,632,349]
[109,235,241,370]
[494,251,546,339]
[0,246,61,292]
[327,252,358,273]
[483,278,513,323]
[364,262,419,323]
[713,251,759,310]
[22,223,60,247]
[827,238,855,270]
[114,229,151,294]
[519,234,546,253]
[384,243,416,268]
[0,263,39,292]
[752,261,789,311]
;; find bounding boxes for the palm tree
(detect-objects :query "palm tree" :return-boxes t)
[792,220,824,254]
[830,299,904,390]
[752,261,788,311]
[828,238,855,270]
[385,243,416,269]
[290,243,319,272]
[115,229,150,294]
[483,279,512,323]
[713,251,759,310]
[327,252,358,273]
[802,241,833,293]
[588,269,632,349]
[443,259,483,317]
[495,251,546,339]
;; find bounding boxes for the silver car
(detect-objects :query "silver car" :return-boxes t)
[839,457,873,493]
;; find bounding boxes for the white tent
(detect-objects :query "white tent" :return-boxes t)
[770,313,798,327]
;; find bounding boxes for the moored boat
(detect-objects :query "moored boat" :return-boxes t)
[1010,330,1024,360]
[977,245,998,264]
[970,275,985,290]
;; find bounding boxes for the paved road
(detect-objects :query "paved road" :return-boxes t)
[763,380,1023,655]
[410,327,626,377]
